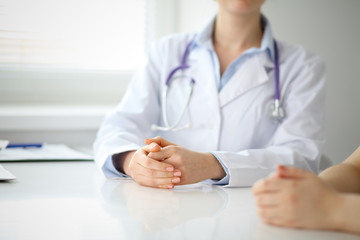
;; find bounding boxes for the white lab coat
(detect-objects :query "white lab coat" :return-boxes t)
[94,33,326,187]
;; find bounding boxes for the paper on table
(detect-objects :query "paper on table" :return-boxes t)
[0,144,93,161]
[0,164,16,180]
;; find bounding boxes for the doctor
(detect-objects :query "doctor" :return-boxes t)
[94,0,326,188]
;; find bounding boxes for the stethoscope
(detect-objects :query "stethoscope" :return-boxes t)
[151,39,285,132]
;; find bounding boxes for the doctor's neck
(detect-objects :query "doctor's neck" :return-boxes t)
[213,10,263,52]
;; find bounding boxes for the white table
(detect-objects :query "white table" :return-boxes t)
[0,161,358,240]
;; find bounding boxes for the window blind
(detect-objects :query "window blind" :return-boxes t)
[0,0,146,71]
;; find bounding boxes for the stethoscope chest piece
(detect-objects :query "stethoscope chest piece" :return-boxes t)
[269,99,285,121]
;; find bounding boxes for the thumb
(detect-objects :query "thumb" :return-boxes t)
[277,165,315,179]
[142,142,161,153]
[144,136,176,148]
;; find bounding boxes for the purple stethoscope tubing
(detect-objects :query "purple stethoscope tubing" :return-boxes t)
[165,40,195,86]
[152,38,284,131]
[151,40,195,132]
[270,39,285,120]
[274,40,280,101]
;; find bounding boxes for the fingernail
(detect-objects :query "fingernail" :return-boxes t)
[174,171,181,177]
[168,185,174,189]
[172,177,180,183]
[166,166,174,171]
[149,142,158,149]
[278,165,285,171]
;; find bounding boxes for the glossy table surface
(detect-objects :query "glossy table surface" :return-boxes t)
[0,161,358,240]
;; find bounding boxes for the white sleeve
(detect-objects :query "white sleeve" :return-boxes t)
[212,56,326,187]
[93,41,163,176]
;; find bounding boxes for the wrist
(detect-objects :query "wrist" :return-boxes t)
[204,152,226,180]
[328,193,360,233]
[326,192,348,231]
[112,151,135,177]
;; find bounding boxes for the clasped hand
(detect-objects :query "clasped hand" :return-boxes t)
[252,165,343,229]
[125,136,225,189]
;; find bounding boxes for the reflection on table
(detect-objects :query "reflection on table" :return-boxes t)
[0,161,358,240]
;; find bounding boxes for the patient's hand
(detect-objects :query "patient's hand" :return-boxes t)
[252,165,343,230]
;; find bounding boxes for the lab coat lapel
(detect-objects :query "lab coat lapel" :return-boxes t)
[219,54,274,107]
